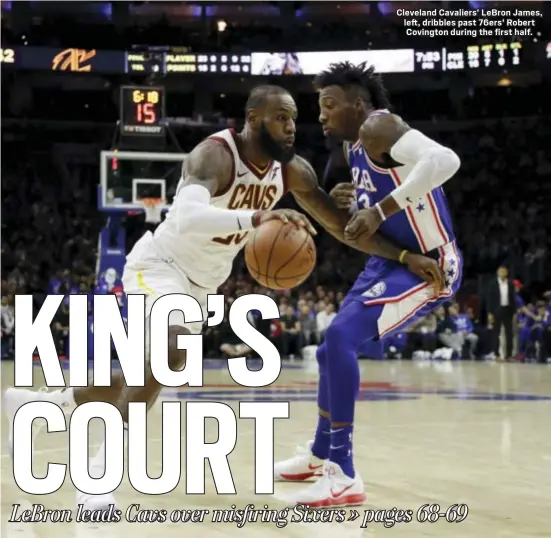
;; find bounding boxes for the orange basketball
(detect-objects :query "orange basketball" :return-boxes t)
[245,220,316,290]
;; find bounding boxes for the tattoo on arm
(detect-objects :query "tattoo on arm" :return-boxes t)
[177,139,232,197]
[288,156,407,261]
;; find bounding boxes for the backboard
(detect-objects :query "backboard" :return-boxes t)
[99,150,188,212]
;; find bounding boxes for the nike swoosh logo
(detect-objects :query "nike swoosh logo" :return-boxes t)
[308,464,323,470]
[331,484,354,498]
[237,171,247,177]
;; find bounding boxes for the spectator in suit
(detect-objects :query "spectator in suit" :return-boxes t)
[485,265,516,359]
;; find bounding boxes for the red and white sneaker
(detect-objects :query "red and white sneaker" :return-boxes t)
[274,440,325,482]
[285,461,366,508]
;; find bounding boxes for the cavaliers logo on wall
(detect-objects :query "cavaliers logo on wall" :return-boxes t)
[52,49,96,72]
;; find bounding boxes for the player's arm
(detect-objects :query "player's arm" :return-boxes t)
[360,114,460,219]
[288,155,421,261]
[175,139,314,236]
[325,143,357,211]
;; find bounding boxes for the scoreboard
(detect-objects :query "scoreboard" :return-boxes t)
[413,42,522,71]
[0,40,543,75]
[120,86,165,137]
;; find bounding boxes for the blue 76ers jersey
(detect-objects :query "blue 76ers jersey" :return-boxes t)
[347,114,456,254]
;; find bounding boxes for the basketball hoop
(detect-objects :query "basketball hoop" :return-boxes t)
[140,197,165,224]
[141,197,165,210]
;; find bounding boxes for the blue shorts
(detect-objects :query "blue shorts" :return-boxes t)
[342,241,463,340]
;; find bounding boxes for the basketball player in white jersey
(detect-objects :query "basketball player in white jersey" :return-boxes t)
[4,85,444,510]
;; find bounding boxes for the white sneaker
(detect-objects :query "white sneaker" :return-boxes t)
[3,388,48,459]
[76,440,119,510]
[285,461,366,508]
[274,440,325,482]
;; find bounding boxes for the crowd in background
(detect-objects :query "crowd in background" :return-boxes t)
[2,107,550,364]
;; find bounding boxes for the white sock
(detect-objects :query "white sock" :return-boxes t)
[47,388,77,412]
[88,425,128,480]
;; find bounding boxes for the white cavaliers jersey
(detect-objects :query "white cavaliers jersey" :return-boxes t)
[152,129,287,289]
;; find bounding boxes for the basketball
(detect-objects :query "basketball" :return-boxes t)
[245,220,316,290]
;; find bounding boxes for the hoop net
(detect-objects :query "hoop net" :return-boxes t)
[141,197,165,209]
[140,197,166,223]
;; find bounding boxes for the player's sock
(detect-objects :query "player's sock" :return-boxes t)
[330,424,354,478]
[324,300,382,478]
[312,415,331,459]
[311,344,330,459]
[89,424,128,479]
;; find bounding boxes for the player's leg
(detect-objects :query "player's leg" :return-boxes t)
[286,245,463,507]
[281,299,381,507]
[274,342,329,481]
[77,264,205,509]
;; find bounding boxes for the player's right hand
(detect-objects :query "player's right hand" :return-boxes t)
[254,209,317,235]
[329,183,356,210]
[403,253,445,295]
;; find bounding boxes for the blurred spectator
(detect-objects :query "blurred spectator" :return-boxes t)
[449,302,479,359]
[316,302,337,342]
[476,313,499,360]
[1,295,15,360]
[529,302,550,363]
[280,305,301,359]
[435,306,462,358]
[297,301,318,347]
[485,266,516,359]
[405,315,437,360]
[52,302,70,357]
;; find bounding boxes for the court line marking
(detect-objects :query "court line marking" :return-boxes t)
[0,420,522,461]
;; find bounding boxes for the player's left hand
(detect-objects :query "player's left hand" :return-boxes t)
[402,253,445,295]
[344,207,382,241]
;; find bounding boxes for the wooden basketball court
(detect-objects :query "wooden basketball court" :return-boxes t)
[2,359,550,537]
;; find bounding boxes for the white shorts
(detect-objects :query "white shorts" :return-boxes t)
[122,232,214,335]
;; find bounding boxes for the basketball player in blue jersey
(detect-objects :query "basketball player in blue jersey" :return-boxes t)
[274,63,462,507]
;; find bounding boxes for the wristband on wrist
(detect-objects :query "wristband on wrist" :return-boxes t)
[399,249,409,264]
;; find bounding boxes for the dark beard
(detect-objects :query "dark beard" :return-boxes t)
[259,122,295,164]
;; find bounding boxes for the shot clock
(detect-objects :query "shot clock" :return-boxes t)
[120,85,166,136]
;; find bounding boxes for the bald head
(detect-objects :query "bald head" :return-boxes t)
[245,85,291,115]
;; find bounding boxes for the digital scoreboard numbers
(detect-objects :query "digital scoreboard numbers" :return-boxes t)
[414,50,443,70]
[414,42,522,71]
[163,53,251,73]
[464,42,521,69]
[196,54,251,74]
[120,86,165,137]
